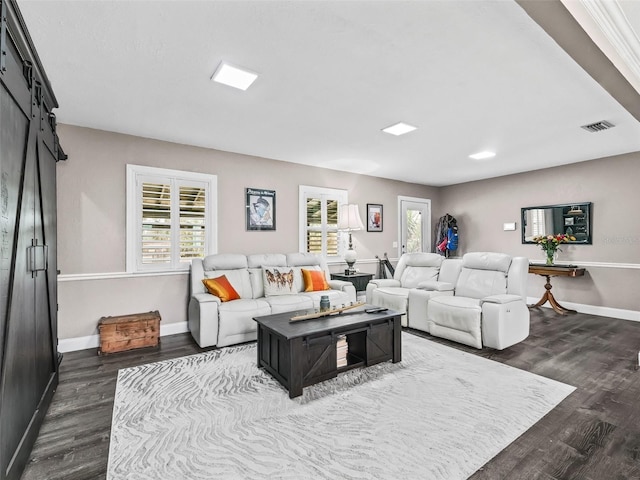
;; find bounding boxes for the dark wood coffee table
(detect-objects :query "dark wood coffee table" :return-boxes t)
[254,306,401,398]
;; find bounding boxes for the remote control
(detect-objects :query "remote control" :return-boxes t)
[365,307,388,313]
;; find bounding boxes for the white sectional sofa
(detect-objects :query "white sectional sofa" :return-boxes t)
[188,252,356,348]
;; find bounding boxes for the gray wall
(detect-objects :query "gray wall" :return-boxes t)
[57,124,439,339]
[56,124,639,342]
[436,152,640,311]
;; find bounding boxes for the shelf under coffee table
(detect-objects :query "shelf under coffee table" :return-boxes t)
[253,306,402,398]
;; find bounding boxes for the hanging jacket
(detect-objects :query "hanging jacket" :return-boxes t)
[433,214,454,255]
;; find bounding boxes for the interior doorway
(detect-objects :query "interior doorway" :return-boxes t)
[398,196,431,256]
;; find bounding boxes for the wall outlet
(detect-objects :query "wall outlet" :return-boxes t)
[503,222,516,231]
[392,241,398,248]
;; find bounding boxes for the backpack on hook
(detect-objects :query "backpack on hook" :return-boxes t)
[446,225,458,251]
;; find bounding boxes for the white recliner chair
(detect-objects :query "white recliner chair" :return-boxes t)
[423,252,530,350]
[365,252,444,326]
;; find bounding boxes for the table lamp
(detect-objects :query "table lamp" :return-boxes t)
[338,204,364,274]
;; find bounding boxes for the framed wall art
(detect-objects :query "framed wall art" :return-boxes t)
[367,203,383,232]
[246,188,276,231]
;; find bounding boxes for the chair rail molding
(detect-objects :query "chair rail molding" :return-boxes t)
[58,271,189,282]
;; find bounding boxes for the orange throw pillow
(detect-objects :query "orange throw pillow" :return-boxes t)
[302,268,330,292]
[202,275,240,302]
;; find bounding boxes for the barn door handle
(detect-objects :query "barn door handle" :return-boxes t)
[27,243,48,273]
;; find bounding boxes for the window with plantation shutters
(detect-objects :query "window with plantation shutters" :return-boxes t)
[127,165,217,273]
[179,185,207,261]
[299,186,347,258]
[141,182,172,265]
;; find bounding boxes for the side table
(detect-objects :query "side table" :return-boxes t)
[330,272,374,293]
[528,264,585,315]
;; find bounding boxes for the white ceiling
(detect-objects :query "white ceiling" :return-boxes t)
[17,0,640,187]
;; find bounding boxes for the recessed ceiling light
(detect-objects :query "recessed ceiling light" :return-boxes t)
[211,62,258,91]
[469,151,496,160]
[382,122,417,136]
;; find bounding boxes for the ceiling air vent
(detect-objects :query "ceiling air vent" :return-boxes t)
[580,120,615,132]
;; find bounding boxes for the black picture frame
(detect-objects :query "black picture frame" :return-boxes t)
[246,188,276,231]
[367,203,383,232]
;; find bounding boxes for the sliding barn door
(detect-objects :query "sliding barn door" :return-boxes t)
[0,1,64,479]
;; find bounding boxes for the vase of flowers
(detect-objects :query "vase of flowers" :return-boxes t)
[532,233,575,265]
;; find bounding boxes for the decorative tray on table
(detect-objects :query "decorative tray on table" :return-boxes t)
[289,301,365,322]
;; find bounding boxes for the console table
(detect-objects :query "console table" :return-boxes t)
[528,264,585,315]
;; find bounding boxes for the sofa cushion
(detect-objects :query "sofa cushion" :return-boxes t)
[404,252,444,267]
[462,252,511,273]
[217,299,270,344]
[428,296,482,347]
[302,268,330,292]
[248,269,264,299]
[430,295,482,309]
[203,253,248,271]
[247,253,287,269]
[286,252,323,267]
[263,295,314,314]
[246,254,288,299]
[373,286,411,300]
[400,266,440,288]
[455,269,508,299]
[372,287,411,314]
[301,289,351,309]
[417,280,455,292]
[202,275,240,302]
[427,296,483,349]
[204,269,252,298]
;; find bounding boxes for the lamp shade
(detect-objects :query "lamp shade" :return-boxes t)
[337,204,364,231]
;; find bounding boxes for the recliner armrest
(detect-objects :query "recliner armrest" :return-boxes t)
[192,292,222,304]
[328,279,351,290]
[368,279,401,288]
[188,293,222,348]
[417,280,455,292]
[366,278,399,304]
[327,281,357,304]
[481,294,523,305]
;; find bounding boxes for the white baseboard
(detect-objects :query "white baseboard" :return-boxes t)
[59,302,640,353]
[58,334,101,353]
[58,321,190,353]
[160,321,190,336]
[526,297,640,322]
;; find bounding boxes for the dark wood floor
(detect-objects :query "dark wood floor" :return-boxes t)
[20,308,640,480]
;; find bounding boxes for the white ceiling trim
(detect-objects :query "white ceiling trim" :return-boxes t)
[578,0,640,91]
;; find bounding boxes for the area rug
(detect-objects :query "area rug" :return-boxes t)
[107,333,575,480]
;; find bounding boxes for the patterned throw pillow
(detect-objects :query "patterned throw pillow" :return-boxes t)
[202,275,241,302]
[301,268,330,292]
[263,267,298,296]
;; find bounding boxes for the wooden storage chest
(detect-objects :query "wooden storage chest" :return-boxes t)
[98,311,161,355]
